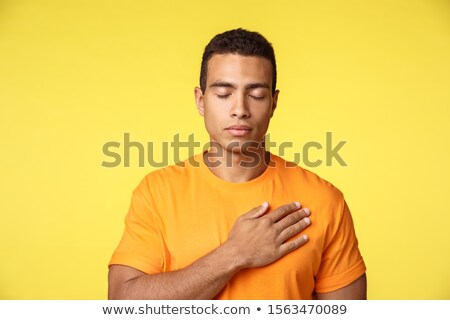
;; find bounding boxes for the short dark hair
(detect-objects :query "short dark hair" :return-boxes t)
[200,28,277,94]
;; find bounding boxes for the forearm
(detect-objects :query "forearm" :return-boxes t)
[109,242,242,300]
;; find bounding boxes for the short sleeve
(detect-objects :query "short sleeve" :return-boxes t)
[315,199,366,293]
[108,178,167,274]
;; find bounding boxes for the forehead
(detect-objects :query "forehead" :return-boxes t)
[206,54,273,88]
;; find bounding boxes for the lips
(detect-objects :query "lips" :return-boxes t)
[225,125,252,137]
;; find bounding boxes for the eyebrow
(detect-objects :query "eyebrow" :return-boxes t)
[209,81,270,90]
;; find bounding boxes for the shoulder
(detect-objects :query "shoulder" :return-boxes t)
[270,153,344,205]
[135,156,200,194]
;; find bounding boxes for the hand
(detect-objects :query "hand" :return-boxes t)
[226,201,311,269]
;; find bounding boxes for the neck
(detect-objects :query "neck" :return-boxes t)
[203,144,269,183]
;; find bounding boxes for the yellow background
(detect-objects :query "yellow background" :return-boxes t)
[1,0,449,299]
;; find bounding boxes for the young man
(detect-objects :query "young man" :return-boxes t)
[108,28,366,299]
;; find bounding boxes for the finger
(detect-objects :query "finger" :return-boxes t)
[275,208,311,231]
[277,216,311,243]
[246,201,269,219]
[268,201,301,222]
[279,234,309,256]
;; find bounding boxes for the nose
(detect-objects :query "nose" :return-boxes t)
[230,94,250,119]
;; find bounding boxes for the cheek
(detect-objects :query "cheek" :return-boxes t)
[253,111,273,135]
[203,109,223,135]
[204,101,228,123]
[254,109,272,124]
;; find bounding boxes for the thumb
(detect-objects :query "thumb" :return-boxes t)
[248,201,269,219]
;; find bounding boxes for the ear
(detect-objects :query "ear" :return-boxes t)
[194,87,205,116]
[270,89,280,118]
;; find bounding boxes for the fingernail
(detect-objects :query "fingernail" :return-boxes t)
[304,208,310,215]
[294,201,301,208]
[261,201,269,208]
[304,217,310,225]
[303,235,308,241]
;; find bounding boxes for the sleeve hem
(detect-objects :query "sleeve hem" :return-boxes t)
[314,259,366,293]
[108,253,162,275]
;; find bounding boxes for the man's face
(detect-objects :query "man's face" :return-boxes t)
[195,53,279,155]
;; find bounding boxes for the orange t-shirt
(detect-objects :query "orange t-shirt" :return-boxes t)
[109,152,366,299]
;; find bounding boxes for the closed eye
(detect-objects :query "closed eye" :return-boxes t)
[250,95,265,100]
[217,94,231,99]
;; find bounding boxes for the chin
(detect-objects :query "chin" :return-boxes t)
[226,140,263,155]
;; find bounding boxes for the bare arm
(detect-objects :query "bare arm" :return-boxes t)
[315,274,367,300]
[108,201,311,299]
[108,242,244,300]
